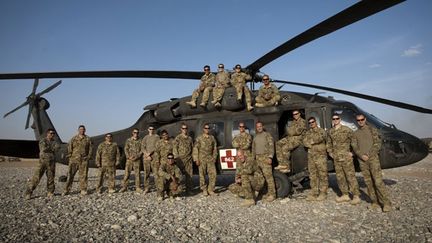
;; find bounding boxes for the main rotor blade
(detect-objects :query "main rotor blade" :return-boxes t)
[246,0,405,72]
[37,80,62,97]
[31,78,39,95]
[273,79,432,114]
[25,102,34,129]
[3,100,30,118]
[0,70,203,80]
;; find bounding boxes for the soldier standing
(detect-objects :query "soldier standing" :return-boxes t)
[155,130,174,165]
[193,123,218,196]
[63,125,93,196]
[173,124,194,195]
[120,128,143,193]
[141,126,160,193]
[327,114,361,205]
[352,114,392,212]
[158,153,184,201]
[228,150,265,207]
[25,129,60,200]
[232,122,252,154]
[275,110,306,173]
[95,133,120,194]
[252,121,276,202]
[186,65,216,108]
[303,117,328,201]
[230,64,254,111]
[255,75,281,107]
[211,63,231,108]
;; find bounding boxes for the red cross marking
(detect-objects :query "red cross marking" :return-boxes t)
[220,149,236,168]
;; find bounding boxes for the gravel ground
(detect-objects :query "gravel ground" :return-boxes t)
[0,155,431,242]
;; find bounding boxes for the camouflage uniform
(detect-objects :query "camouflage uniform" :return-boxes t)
[212,70,231,105]
[155,139,174,165]
[65,135,93,194]
[95,142,120,192]
[327,125,360,197]
[141,134,160,191]
[232,132,252,153]
[231,72,253,110]
[173,133,194,192]
[255,83,281,107]
[26,137,60,196]
[158,162,184,197]
[193,134,218,193]
[276,117,306,170]
[352,124,391,207]
[228,155,265,199]
[303,126,328,197]
[190,72,216,106]
[121,137,142,191]
[252,131,276,198]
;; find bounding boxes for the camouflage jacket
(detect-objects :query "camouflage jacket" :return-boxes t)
[124,137,142,161]
[288,117,306,137]
[199,73,216,91]
[252,131,274,159]
[173,134,193,159]
[232,132,252,152]
[352,124,382,159]
[193,134,217,162]
[39,137,60,161]
[96,142,120,167]
[215,71,231,88]
[67,135,93,161]
[141,134,160,157]
[159,163,183,181]
[240,156,261,176]
[231,72,251,87]
[327,125,354,161]
[303,127,327,154]
[257,83,280,101]
[155,139,174,163]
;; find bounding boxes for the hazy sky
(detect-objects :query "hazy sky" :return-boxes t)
[0,0,431,141]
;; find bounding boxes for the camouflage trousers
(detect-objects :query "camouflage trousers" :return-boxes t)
[121,159,141,190]
[65,159,89,193]
[212,86,225,103]
[191,87,213,104]
[27,159,56,194]
[97,165,116,191]
[242,172,265,199]
[276,136,302,169]
[256,154,276,197]
[307,152,328,196]
[234,84,252,106]
[143,158,160,191]
[255,95,280,107]
[198,160,216,193]
[159,178,184,197]
[334,156,360,196]
[359,157,391,206]
[176,156,193,192]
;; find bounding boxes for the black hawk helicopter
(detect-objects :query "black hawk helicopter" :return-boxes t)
[0,0,430,197]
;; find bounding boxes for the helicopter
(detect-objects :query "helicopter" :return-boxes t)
[0,0,430,197]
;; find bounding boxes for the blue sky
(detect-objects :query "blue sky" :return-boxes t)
[0,0,431,141]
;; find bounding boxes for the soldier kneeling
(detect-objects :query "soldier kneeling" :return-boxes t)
[158,153,184,201]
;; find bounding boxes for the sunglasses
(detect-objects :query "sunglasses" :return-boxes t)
[293,112,299,115]
[262,78,269,81]
[181,127,188,130]
[49,132,56,135]
[133,131,139,134]
[308,121,315,124]
[332,117,340,120]
[167,157,174,160]
[204,127,210,129]
[239,125,245,128]
[357,118,365,122]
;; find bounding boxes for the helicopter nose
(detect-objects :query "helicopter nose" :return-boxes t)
[381,130,429,169]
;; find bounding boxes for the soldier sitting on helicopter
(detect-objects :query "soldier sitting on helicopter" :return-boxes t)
[186,65,216,108]
[255,74,281,107]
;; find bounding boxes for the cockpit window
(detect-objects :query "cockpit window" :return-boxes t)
[207,122,224,147]
[232,119,255,138]
[332,107,387,130]
[356,108,387,129]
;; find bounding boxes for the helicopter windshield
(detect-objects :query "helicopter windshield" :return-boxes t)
[332,107,388,130]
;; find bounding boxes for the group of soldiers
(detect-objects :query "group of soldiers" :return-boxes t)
[24,110,392,212]
[185,64,281,111]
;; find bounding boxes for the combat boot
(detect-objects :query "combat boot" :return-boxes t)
[136,188,143,193]
[211,100,217,104]
[199,102,206,107]
[306,194,317,201]
[80,190,88,196]
[350,195,361,205]
[61,190,69,196]
[335,194,350,203]
[108,189,116,194]
[255,103,265,108]
[186,101,196,108]
[208,191,217,196]
[241,199,255,207]
[157,196,164,201]
[25,191,32,200]
[119,187,127,193]
[203,190,209,196]
[247,105,254,111]
[382,204,392,213]
[214,102,221,108]
[264,195,275,203]
[47,192,54,199]
[368,203,381,210]
[316,192,327,201]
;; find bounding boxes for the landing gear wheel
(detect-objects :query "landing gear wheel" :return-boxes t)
[273,170,292,198]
